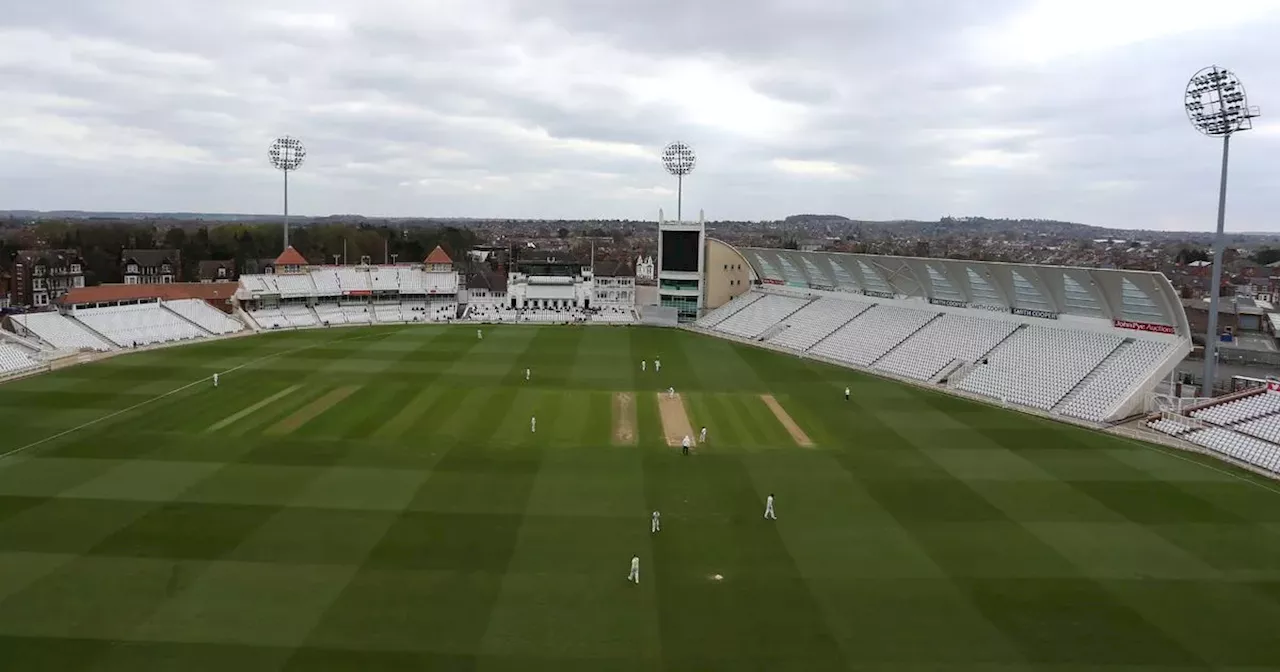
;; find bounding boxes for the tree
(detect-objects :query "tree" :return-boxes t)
[1176,247,1210,264]
[1254,247,1280,266]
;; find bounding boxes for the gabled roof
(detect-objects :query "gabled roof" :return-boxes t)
[424,245,453,265]
[122,249,179,268]
[275,246,308,266]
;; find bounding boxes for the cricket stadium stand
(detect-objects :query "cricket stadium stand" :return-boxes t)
[693,248,1191,428]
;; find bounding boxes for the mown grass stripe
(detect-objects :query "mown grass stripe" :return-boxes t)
[206,385,303,433]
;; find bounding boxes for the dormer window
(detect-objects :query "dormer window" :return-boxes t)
[127,264,138,274]
[217,267,227,278]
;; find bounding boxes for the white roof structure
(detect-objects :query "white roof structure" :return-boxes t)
[735,247,1190,336]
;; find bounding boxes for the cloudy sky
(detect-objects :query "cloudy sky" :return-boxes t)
[1,0,1279,230]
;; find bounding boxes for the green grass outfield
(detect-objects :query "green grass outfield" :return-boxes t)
[1,324,1280,671]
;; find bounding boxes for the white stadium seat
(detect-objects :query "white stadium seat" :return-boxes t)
[715,294,810,339]
[11,312,114,351]
[809,304,940,368]
[874,313,1018,382]
[956,326,1122,410]
[0,342,41,376]
[767,297,872,351]
[74,303,208,347]
[164,299,245,335]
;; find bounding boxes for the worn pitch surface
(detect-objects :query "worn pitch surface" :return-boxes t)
[1,325,1279,671]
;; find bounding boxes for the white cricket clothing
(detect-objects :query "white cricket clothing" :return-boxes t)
[641,360,646,371]
[682,435,691,449]
[629,556,640,583]
[651,511,660,533]
[655,360,661,372]
[668,387,675,398]
[477,329,483,339]
[213,373,219,387]
[525,368,530,381]
[531,416,536,433]
[700,427,707,441]
[765,495,777,520]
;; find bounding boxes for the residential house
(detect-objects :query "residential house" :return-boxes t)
[198,260,238,284]
[122,249,181,284]
[12,249,85,308]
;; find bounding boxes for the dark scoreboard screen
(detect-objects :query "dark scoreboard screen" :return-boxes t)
[661,231,699,272]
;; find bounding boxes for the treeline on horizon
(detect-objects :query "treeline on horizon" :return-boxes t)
[1,222,480,286]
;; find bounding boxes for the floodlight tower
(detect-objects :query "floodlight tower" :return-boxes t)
[662,141,696,221]
[1185,66,1259,394]
[268,136,307,249]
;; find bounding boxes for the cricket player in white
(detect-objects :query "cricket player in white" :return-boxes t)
[212,373,219,388]
[530,416,536,433]
[764,493,777,520]
[641,359,646,372]
[651,511,660,533]
[655,359,661,373]
[699,426,707,443]
[844,386,850,401]
[668,386,675,399]
[477,329,483,340]
[628,554,640,583]
[681,434,691,455]
[525,368,530,381]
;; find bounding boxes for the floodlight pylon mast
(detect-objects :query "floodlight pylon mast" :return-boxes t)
[283,168,290,249]
[1184,66,1258,395]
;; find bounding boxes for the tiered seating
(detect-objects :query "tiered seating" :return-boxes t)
[1191,391,1280,426]
[697,292,762,327]
[431,302,458,321]
[1147,417,1197,436]
[374,304,403,323]
[11,312,113,351]
[337,269,370,293]
[466,304,518,322]
[342,306,372,324]
[810,305,940,367]
[250,308,288,329]
[370,269,399,292]
[0,342,41,376]
[280,305,318,328]
[767,297,871,351]
[875,313,1017,381]
[1182,427,1280,473]
[311,270,341,295]
[240,275,280,294]
[75,303,206,347]
[399,271,426,294]
[314,304,347,325]
[716,294,810,339]
[164,299,244,335]
[274,274,317,298]
[957,327,1121,410]
[591,307,636,324]
[1234,414,1280,444]
[424,273,457,294]
[1056,339,1173,422]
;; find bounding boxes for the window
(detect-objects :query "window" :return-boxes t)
[70,264,81,274]
[217,267,227,278]
[32,278,45,290]
[161,275,173,283]
[34,265,45,276]
[33,293,48,306]
[125,276,138,285]
[127,264,138,274]
[74,277,84,288]
[161,264,171,273]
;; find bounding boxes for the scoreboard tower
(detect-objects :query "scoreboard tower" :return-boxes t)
[656,208,706,322]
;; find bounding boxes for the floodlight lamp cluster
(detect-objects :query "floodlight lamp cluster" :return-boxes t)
[1185,66,1259,137]
[268,135,307,171]
[662,141,696,176]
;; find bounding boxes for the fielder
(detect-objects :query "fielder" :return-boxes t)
[655,358,662,373]
[699,426,707,443]
[651,510,661,533]
[525,368,530,381]
[668,386,675,399]
[844,386,850,401]
[628,554,640,584]
[641,359,646,372]
[477,329,483,340]
[764,493,777,520]
[530,416,536,433]
[682,434,691,456]
[212,373,219,388]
